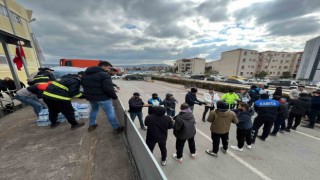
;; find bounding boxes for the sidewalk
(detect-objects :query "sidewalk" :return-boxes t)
[0,103,135,180]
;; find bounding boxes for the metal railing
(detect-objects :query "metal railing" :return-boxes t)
[113,99,167,180]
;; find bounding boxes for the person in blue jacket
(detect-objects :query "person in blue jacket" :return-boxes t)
[147,93,163,115]
[252,93,281,143]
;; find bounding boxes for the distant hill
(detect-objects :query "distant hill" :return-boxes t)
[43,62,172,68]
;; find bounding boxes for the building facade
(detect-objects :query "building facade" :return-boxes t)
[0,0,39,82]
[218,49,258,78]
[175,58,205,74]
[206,60,220,73]
[296,36,320,83]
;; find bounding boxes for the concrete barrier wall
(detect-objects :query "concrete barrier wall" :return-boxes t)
[113,99,167,180]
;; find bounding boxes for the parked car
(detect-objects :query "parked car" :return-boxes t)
[267,80,298,89]
[224,78,250,84]
[190,75,205,80]
[206,77,215,81]
[124,74,144,81]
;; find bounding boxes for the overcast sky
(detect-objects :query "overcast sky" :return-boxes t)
[17,0,320,65]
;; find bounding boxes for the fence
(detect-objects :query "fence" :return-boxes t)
[113,99,167,180]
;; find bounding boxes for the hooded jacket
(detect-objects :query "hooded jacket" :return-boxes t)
[185,91,202,106]
[289,97,311,115]
[128,97,144,113]
[144,106,173,141]
[254,99,280,118]
[277,99,289,120]
[207,109,238,134]
[82,66,117,101]
[162,93,177,111]
[173,109,196,139]
[232,109,253,129]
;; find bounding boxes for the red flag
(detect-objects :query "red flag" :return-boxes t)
[13,45,26,71]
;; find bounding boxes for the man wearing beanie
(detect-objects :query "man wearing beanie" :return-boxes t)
[252,93,281,143]
[206,101,238,157]
[185,88,205,112]
[285,93,311,131]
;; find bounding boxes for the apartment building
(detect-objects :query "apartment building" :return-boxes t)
[218,48,258,78]
[0,0,39,82]
[257,51,299,78]
[296,36,320,82]
[175,57,205,74]
[206,60,220,73]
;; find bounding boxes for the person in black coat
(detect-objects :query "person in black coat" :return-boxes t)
[302,90,320,129]
[145,106,173,166]
[31,67,56,85]
[82,61,124,134]
[163,93,178,117]
[270,95,289,135]
[128,92,150,130]
[172,103,197,162]
[231,103,254,151]
[285,93,311,131]
[273,87,282,97]
[185,88,205,112]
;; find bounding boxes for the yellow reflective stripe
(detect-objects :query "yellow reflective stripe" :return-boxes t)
[43,91,71,100]
[52,81,69,91]
[74,92,83,98]
[35,82,48,85]
[34,77,49,80]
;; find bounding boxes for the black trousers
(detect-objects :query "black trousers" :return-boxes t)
[252,117,276,141]
[211,132,229,154]
[287,112,303,129]
[237,128,252,148]
[202,106,214,120]
[146,139,167,161]
[176,136,196,159]
[43,98,78,126]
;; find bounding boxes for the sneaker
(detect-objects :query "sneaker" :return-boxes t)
[291,126,297,130]
[161,159,167,166]
[88,124,98,132]
[269,133,277,136]
[258,136,266,141]
[191,153,197,159]
[71,122,85,130]
[220,147,227,154]
[113,126,124,134]
[51,121,60,128]
[230,145,243,152]
[284,128,290,132]
[140,127,147,130]
[301,125,314,129]
[205,150,218,157]
[172,153,183,163]
[245,144,252,149]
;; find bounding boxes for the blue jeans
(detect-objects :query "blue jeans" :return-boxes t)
[89,100,119,129]
[129,112,145,128]
[15,95,44,117]
[167,109,175,117]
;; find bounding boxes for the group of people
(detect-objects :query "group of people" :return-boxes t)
[0,77,26,98]
[135,84,320,166]
[12,61,124,134]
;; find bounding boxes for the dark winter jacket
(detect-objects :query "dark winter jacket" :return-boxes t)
[249,88,260,102]
[289,97,311,115]
[185,91,202,107]
[144,106,173,142]
[277,100,289,120]
[254,99,281,118]
[310,96,320,110]
[147,97,163,115]
[173,110,196,139]
[43,74,82,101]
[82,66,117,101]
[129,97,144,113]
[163,93,177,111]
[232,109,253,129]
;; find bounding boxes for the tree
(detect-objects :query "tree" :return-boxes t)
[281,71,291,79]
[255,70,268,79]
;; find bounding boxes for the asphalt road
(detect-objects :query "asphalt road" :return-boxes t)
[115,79,320,180]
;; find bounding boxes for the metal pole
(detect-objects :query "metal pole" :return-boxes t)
[17,43,30,78]
[4,0,30,78]
[30,33,43,67]
[2,42,22,90]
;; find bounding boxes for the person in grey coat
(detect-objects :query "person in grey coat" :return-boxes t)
[172,103,197,163]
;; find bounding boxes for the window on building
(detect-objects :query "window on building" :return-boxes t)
[280,60,283,63]
[272,60,275,62]
[271,66,273,68]
[258,65,261,68]
[251,52,253,54]
[269,72,272,74]
[279,66,281,69]
[248,65,250,68]
[265,66,267,69]
[249,59,251,62]
[250,72,253,75]
[243,58,246,62]
[241,65,244,69]
[274,66,277,68]
[244,51,247,55]
[287,54,291,57]
[277,72,280,75]
[240,72,243,76]
[0,5,9,17]
[284,66,288,69]
[273,72,275,74]
[285,60,289,63]
[247,72,249,74]
[9,11,22,24]
[251,66,254,68]
[282,54,284,58]
[0,55,8,64]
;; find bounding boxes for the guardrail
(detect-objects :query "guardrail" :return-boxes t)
[113,99,167,180]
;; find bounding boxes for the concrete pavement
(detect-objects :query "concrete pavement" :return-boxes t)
[116,79,320,180]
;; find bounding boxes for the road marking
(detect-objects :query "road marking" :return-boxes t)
[293,130,320,141]
[129,83,151,98]
[196,128,271,180]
